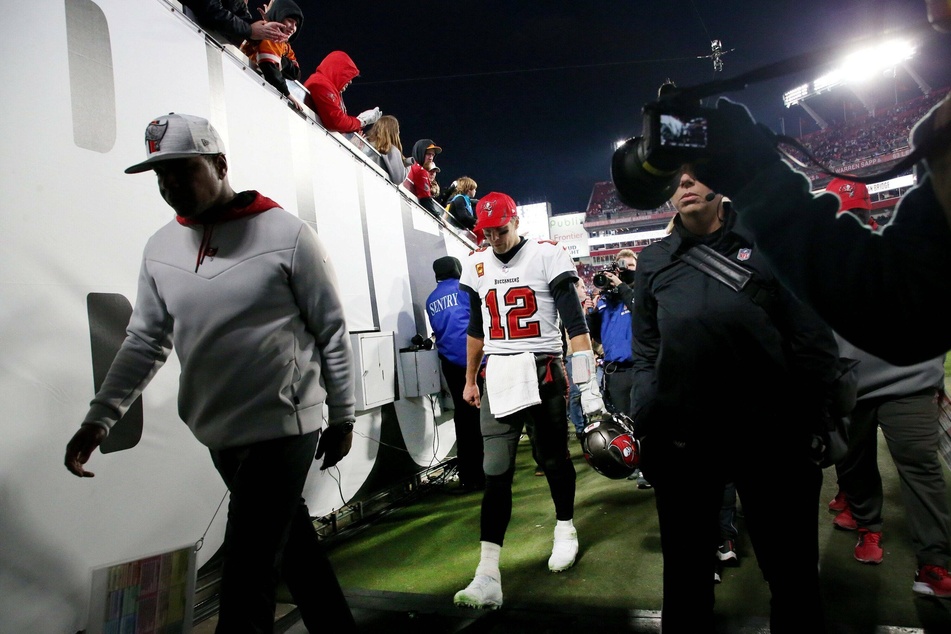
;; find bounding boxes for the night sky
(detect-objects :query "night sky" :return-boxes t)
[287,0,951,214]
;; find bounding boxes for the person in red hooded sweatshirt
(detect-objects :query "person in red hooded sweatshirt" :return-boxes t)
[303,50,381,133]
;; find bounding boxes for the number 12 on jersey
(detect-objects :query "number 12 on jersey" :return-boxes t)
[485,286,541,340]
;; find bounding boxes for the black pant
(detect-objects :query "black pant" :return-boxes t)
[441,357,485,488]
[210,431,355,633]
[640,414,824,633]
[479,355,575,545]
[602,363,635,414]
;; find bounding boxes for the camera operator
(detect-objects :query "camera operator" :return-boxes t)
[586,250,637,415]
[629,165,843,633]
[693,92,951,366]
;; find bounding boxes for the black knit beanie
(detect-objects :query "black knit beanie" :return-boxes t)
[433,256,462,280]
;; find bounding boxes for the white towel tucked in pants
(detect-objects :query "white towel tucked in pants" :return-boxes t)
[485,352,541,417]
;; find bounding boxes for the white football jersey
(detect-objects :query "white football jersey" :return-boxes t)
[460,239,575,355]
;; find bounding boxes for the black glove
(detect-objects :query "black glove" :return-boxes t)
[692,97,781,200]
[315,422,354,470]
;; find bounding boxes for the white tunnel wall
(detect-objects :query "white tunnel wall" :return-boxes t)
[0,1,476,629]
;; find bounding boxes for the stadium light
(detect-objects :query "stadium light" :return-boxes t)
[812,70,842,93]
[782,38,916,106]
[783,83,810,108]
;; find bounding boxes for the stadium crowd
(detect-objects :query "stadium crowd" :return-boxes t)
[797,91,947,167]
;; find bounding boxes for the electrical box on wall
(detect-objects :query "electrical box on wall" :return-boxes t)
[350,331,396,411]
[399,348,441,398]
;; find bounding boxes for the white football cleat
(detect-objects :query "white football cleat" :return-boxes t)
[548,524,579,572]
[453,574,503,609]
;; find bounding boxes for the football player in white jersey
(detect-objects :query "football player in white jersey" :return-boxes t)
[453,192,604,609]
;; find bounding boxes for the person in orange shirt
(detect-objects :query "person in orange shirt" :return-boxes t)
[241,0,304,111]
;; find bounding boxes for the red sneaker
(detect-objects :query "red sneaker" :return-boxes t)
[854,529,883,564]
[828,490,848,513]
[913,565,951,598]
[833,507,857,531]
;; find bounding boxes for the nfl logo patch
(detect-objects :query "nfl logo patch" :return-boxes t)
[476,262,484,277]
[736,248,752,261]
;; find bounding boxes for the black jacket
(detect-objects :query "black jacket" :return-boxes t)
[731,99,951,365]
[629,204,841,441]
[182,0,254,46]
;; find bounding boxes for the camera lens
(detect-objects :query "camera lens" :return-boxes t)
[611,137,681,210]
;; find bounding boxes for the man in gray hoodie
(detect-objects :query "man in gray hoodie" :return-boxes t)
[64,113,357,632]
[828,334,951,598]
[820,181,951,596]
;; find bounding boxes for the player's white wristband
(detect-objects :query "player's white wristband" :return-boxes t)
[570,350,595,385]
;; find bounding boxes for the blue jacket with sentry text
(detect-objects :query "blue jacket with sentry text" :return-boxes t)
[426,277,469,368]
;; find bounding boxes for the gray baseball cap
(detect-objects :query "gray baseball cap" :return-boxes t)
[125,113,225,174]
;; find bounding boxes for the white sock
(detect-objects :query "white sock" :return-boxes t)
[475,541,501,581]
[555,519,575,532]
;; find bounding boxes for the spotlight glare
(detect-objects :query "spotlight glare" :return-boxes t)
[782,37,918,103]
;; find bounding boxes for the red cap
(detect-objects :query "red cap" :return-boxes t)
[474,192,518,232]
[826,177,871,211]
